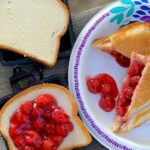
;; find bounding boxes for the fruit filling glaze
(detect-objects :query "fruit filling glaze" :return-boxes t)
[9,94,74,150]
[116,59,144,117]
[87,73,118,112]
[110,50,130,68]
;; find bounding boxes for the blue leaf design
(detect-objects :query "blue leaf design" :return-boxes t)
[126,6,134,17]
[110,13,124,24]
[136,10,146,15]
[110,15,119,23]
[117,13,124,24]
[134,1,142,5]
[141,0,148,3]
[140,5,150,10]
[133,14,140,18]
[110,6,127,13]
[121,0,133,4]
[148,10,150,14]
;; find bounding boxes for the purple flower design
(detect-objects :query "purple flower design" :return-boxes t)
[140,16,150,21]
[133,0,150,21]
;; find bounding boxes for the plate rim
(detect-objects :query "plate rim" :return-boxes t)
[68,0,150,150]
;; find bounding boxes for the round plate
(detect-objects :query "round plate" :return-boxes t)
[68,0,150,150]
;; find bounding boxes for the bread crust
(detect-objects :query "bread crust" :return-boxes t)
[93,22,150,58]
[0,0,69,68]
[0,84,92,150]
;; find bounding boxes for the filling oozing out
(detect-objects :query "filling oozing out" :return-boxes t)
[87,73,118,112]
[9,94,74,150]
[110,50,130,68]
[116,59,145,117]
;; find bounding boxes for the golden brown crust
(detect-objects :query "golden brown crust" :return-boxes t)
[113,21,142,35]
[92,36,114,52]
[92,22,150,58]
[0,0,69,68]
[0,84,91,150]
[111,22,150,58]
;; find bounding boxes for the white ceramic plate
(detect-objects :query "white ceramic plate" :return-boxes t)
[69,0,150,150]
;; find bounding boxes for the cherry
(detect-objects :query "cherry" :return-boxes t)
[43,139,54,150]
[9,123,18,138]
[122,78,130,91]
[56,122,73,137]
[117,94,128,107]
[53,135,63,146]
[24,131,43,148]
[97,74,118,98]
[128,60,144,77]
[110,50,130,67]
[24,146,34,150]
[52,108,69,123]
[32,117,45,132]
[87,73,118,113]
[87,78,101,93]
[129,76,140,87]
[31,106,44,118]
[52,146,58,150]
[116,106,126,117]
[123,86,134,99]
[14,135,26,148]
[45,122,56,135]
[43,105,53,119]
[13,111,30,124]
[20,101,34,114]
[101,83,113,96]
[99,96,115,112]
[37,94,57,108]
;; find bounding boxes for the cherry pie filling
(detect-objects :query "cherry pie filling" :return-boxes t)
[9,94,74,150]
[116,59,145,117]
[110,50,130,68]
[87,73,118,112]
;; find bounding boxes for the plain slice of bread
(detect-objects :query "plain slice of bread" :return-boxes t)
[0,84,92,150]
[0,0,69,67]
[93,22,150,58]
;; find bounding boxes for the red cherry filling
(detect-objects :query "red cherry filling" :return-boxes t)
[116,59,144,117]
[9,94,74,150]
[99,96,116,112]
[87,78,101,94]
[87,73,118,112]
[110,50,130,67]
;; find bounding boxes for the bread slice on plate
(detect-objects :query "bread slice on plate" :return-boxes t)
[0,84,92,150]
[0,0,69,67]
[112,53,150,133]
[93,22,150,58]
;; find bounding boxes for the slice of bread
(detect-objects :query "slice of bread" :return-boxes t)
[93,22,150,58]
[0,84,92,150]
[112,53,150,133]
[0,0,69,67]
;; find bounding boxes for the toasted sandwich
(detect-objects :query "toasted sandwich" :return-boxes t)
[112,52,150,133]
[93,22,150,58]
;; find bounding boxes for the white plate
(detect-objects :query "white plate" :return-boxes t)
[69,0,150,150]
